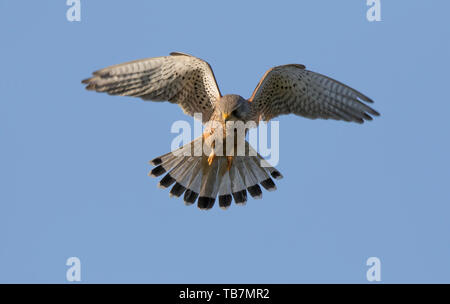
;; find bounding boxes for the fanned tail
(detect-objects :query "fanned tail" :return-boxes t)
[149,138,283,210]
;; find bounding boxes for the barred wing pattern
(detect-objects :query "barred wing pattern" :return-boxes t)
[249,64,379,123]
[82,52,222,122]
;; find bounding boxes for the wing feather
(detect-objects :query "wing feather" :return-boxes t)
[248,64,379,123]
[82,52,221,122]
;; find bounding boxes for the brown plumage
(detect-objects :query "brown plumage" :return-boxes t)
[82,52,379,210]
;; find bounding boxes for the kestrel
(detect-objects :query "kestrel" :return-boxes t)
[82,52,379,210]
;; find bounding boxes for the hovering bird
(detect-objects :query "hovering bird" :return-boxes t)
[82,52,379,210]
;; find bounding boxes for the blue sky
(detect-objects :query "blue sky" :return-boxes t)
[1,0,449,283]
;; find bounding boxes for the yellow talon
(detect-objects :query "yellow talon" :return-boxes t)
[208,152,215,165]
[227,156,233,171]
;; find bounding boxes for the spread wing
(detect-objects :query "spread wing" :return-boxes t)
[82,52,221,122]
[249,64,379,123]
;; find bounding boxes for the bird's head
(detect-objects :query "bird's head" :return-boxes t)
[218,94,250,122]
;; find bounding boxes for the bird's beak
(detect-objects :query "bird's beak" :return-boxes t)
[222,113,230,121]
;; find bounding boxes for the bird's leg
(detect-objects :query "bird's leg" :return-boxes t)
[207,151,216,166]
[226,156,233,170]
[223,130,234,171]
[208,140,215,166]
[202,127,217,166]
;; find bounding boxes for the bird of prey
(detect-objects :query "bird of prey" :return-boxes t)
[82,52,379,210]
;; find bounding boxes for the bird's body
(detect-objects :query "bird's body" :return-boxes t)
[82,52,379,210]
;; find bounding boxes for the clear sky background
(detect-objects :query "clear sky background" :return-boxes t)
[1,1,449,283]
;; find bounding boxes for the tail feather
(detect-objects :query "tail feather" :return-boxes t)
[218,168,233,210]
[237,157,256,192]
[247,184,262,199]
[154,156,188,187]
[198,157,220,210]
[168,157,195,184]
[150,155,183,177]
[242,158,261,195]
[247,156,270,183]
[229,160,246,193]
[183,158,203,194]
[228,158,248,205]
[183,189,199,205]
[218,194,232,209]
[169,182,186,198]
[167,157,198,198]
[158,173,176,189]
[255,152,283,180]
[247,142,283,181]
[149,138,283,210]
